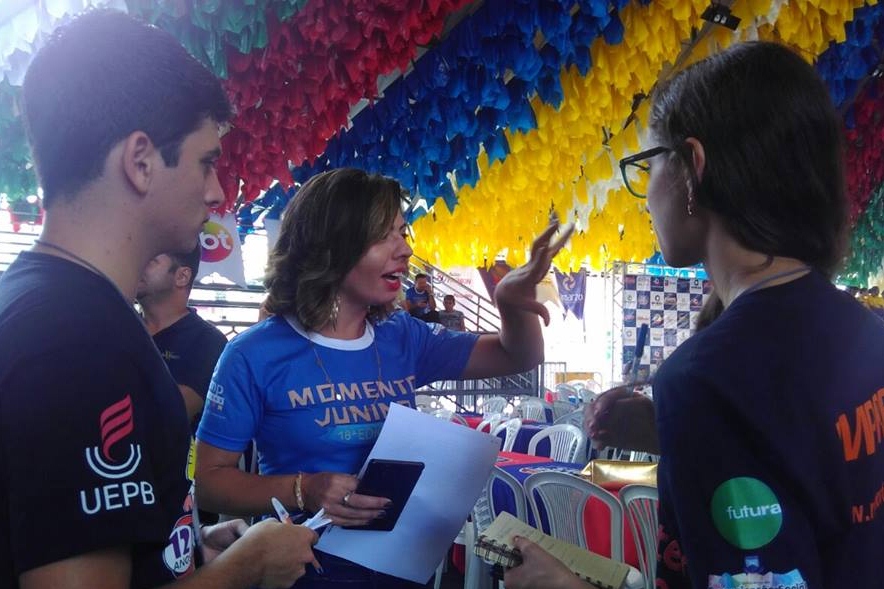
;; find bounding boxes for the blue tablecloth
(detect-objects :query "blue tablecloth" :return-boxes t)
[495,423,549,454]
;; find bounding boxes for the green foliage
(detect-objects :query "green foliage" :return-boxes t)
[0,79,37,207]
[840,184,884,287]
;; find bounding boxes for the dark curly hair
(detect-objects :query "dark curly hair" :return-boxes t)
[264,168,406,331]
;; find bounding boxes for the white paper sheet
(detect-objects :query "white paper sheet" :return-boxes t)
[316,403,501,583]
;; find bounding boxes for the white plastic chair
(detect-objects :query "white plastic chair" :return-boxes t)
[620,485,659,589]
[415,394,438,412]
[627,451,659,463]
[526,423,587,463]
[481,395,508,415]
[491,417,522,452]
[524,471,625,562]
[464,470,497,589]
[553,408,584,428]
[431,408,468,425]
[464,465,532,589]
[476,412,504,434]
[554,382,578,402]
[552,399,574,420]
[487,465,528,522]
[519,397,553,423]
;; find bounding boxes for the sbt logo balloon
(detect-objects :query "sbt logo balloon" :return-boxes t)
[200,221,234,263]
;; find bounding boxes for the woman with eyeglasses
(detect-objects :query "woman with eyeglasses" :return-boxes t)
[506,41,884,589]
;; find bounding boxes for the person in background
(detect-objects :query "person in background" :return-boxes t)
[507,41,884,589]
[137,247,229,527]
[404,272,439,322]
[0,10,316,589]
[137,247,228,428]
[194,167,573,588]
[437,294,466,331]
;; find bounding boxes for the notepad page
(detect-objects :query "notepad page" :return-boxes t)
[480,512,630,589]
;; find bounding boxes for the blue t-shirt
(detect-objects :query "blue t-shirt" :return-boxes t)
[0,253,194,588]
[405,286,432,316]
[654,271,884,588]
[197,312,478,477]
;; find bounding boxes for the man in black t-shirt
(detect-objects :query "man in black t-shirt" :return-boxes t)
[138,247,228,429]
[0,9,316,589]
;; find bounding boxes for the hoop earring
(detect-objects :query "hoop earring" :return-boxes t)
[329,294,340,328]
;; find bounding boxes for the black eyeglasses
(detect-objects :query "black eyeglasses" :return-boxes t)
[619,146,672,198]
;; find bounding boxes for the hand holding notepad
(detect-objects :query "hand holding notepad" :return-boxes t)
[476,512,631,589]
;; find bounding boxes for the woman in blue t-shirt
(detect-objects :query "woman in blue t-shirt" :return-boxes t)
[194,167,573,588]
[507,41,884,589]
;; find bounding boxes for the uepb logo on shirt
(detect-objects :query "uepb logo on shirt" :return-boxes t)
[711,477,783,550]
[79,395,155,515]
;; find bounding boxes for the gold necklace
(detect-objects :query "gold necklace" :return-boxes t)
[308,332,384,390]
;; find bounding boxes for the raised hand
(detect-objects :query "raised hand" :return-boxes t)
[494,218,575,326]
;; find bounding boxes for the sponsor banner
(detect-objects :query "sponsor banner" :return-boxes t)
[197,212,246,287]
[554,269,586,320]
[478,261,512,300]
[621,273,711,378]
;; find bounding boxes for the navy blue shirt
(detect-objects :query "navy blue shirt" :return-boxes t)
[654,271,884,588]
[0,253,194,588]
[153,308,227,429]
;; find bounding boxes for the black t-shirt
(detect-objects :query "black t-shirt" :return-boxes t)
[0,252,194,588]
[153,309,227,426]
[654,271,884,588]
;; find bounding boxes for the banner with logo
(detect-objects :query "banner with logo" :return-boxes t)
[554,269,586,320]
[621,274,711,381]
[441,266,484,303]
[477,261,512,301]
[196,212,247,287]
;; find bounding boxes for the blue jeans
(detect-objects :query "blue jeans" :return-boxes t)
[293,551,432,589]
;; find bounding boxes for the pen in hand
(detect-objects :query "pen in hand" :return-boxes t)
[271,497,324,575]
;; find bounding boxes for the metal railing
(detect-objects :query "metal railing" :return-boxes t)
[417,361,567,413]
[0,229,38,274]
[408,255,501,333]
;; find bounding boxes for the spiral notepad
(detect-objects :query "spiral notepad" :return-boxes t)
[474,512,630,589]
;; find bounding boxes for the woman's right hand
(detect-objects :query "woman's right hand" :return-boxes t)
[302,472,389,527]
